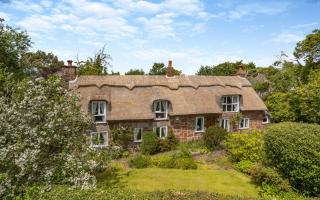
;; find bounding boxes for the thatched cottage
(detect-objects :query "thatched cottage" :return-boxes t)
[60,60,269,148]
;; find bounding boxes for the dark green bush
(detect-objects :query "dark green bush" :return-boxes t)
[265,122,320,196]
[159,129,179,152]
[203,126,227,149]
[224,130,265,162]
[141,131,159,155]
[129,154,151,169]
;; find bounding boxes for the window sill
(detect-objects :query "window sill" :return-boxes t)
[92,145,108,148]
[134,140,142,143]
[94,121,107,124]
[239,127,249,130]
[262,122,269,125]
[195,130,205,133]
[154,118,169,121]
[222,111,239,113]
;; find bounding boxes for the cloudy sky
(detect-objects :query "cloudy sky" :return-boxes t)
[0,0,319,74]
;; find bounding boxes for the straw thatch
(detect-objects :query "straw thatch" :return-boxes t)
[70,75,267,121]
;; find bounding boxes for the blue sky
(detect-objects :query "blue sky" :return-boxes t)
[0,0,319,74]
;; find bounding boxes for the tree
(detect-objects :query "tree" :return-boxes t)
[197,61,256,76]
[149,62,182,75]
[20,50,64,78]
[265,92,296,122]
[0,18,31,96]
[77,47,111,75]
[125,68,145,75]
[0,77,106,197]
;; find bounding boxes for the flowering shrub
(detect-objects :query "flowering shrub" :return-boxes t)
[0,77,105,198]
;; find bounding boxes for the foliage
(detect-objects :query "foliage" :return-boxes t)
[197,61,256,76]
[177,140,209,154]
[159,129,178,152]
[140,131,159,155]
[111,126,134,150]
[224,131,265,163]
[234,160,257,174]
[129,154,151,169]
[77,47,111,75]
[203,126,227,149]
[265,122,320,196]
[125,68,145,75]
[265,92,296,122]
[248,165,291,192]
[20,50,64,78]
[149,62,182,75]
[0,77,107,198]
[19,185,255,200]
[151,150,197,170]
[0,19,31,96]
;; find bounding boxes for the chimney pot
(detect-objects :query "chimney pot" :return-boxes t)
[67,60,73,66]
[236,64,245,77]
[167,60,174,77]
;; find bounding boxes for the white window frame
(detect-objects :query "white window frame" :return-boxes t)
[195,117,205,132]
[239,118,250,129]
[91,101,107,123]
[90,131,108,148]
[220,118,230,132]
[221,96,240,112]
[134,128,143,143]
[154,126,168,139]
[154,100,168,120]
[262,115,270,124]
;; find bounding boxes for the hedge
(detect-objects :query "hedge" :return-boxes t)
[265,122,320,196]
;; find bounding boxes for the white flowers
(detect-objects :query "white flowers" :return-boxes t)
[0,77,102,197]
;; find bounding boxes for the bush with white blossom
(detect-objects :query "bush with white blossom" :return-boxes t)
[0,76,107,198]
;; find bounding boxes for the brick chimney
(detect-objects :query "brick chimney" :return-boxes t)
[61,60,77,86]
[236,64,245,77]
[166,60,174,77]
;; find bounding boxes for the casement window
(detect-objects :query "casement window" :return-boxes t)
[239,118,250,129]
[154,100,168,120]
[134,128,143,142]
[91,101,106,123]
[221,96,240,112]
[195,117,205,132]
[220,118,230,132]
[91,131,108,148]
[262,115,270,124]
[154,126,167,139]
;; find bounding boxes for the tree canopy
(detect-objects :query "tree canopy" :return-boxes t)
[149,62,182,75]
[197,61,256,76]
[125,68,145,75]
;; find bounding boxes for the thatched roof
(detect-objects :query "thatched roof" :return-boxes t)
[70,75,267,120]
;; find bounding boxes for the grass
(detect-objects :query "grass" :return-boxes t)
[120,167,259,198]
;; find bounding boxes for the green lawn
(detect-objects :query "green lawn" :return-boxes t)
[119,167,259,198]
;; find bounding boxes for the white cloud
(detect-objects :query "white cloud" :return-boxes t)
[0,11,9,20]
[17,15,55,32]
[227,2,290,20]
[268,33,304,44]
[9,0,44,13]
[291,22,319,29]
[137,13,176,37]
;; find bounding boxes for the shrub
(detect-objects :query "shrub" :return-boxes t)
[0,77,98,198]
[151,150,197,170]
[178,140,209,154]
[159,129,179,152]
[265,122,320,196]
[224,130,265,163]
[129,154,151,169]
[111,126,134,150]
[141,131,159,155]
[234,160,256,174]
[248,164,291,192]
[203,126,227,149]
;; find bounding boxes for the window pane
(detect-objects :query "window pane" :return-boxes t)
[196,118,203,131]
[223,105,227,111]
[232,104,238,111]
[227,105,232,111]
[232,96,238,103]
[156,127,160,137]
[99,102,104,114]
[227,97,232,103]
[222,97,227,103]
[156,113,165,119]
[92,103,98,115]
[160,101,165,112]
[99,132,105,145]
[94,116,104,122]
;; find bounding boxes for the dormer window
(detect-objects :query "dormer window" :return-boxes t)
[221,96,239,112]
[91,101,106,123]
[262,115,270,124]
[154,100,168,120]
